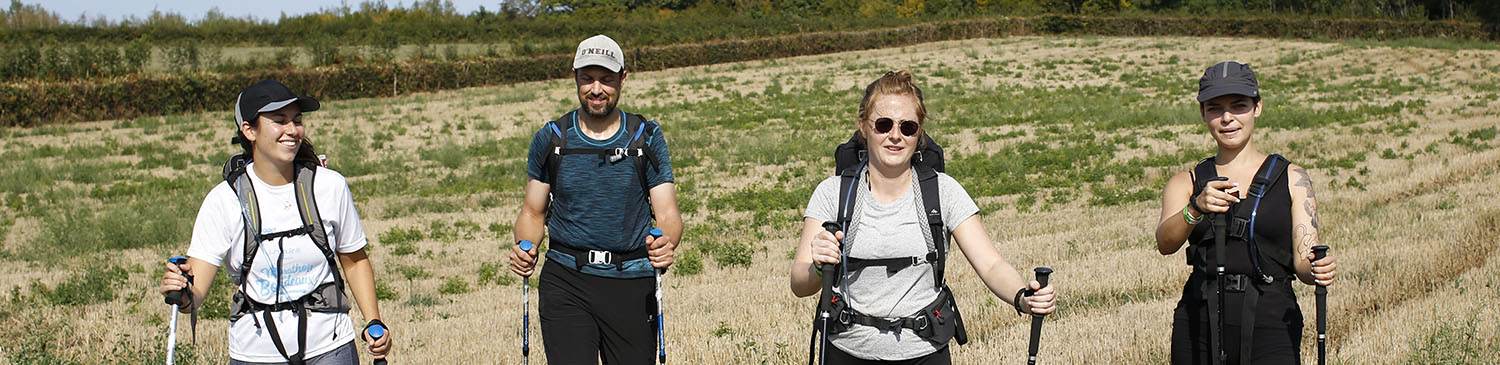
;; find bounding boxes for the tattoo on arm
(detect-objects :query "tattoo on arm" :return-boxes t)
[1295,223,1318,255]
[1293,167,1321,230]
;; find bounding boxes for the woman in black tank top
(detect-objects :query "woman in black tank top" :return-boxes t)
[1153,62,1339,364]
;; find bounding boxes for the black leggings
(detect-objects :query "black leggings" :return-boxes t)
[539,260,657,365]
[824,344,951,365]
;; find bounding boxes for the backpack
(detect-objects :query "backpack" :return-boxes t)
[536,110,663,267]
[541,110,661,196]
[1186,153,1295,365]
[221,151,351,365]
[821,131,967,345]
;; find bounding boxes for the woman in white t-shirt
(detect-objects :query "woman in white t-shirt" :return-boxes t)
[790,71,1056,363]
[158,80,391,364]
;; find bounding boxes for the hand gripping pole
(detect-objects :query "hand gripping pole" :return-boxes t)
[1312,245,1330,365]
[649,229,667,364]
[519,240,535,365]
[163,256,192,365]
[366,323,388,365]
[1026,267,1053,365]
[808,222,841,365]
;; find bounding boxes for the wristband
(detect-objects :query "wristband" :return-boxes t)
[1182,205,1203,225]
[1012,288,1035,316]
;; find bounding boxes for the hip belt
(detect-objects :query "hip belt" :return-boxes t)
[549,241,649,271]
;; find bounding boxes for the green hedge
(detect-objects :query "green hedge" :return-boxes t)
[3,15,1493,127]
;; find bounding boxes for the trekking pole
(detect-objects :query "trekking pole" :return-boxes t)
[1207,176,1230,365]
[1026,267,1053,365]
[366,322,388,365]
[518,240,535,365]
[1312,245,1330,365]
[649,228,667,364]
[1212,208,1229,365]
[808,222,841,365]
[163,256,192,365]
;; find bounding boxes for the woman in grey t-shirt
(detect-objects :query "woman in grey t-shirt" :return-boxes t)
[790,71,1056,363]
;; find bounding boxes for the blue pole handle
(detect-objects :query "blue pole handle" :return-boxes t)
[518,240,534,251]
[165,256,192,306]
[366,324,386,339]
[649,228,664,238]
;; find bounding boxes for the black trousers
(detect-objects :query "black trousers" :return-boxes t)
[539,260,657,365]
[824,344,951,365]
[1171,308,1301,364]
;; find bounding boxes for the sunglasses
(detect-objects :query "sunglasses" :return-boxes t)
[872,117,921,137]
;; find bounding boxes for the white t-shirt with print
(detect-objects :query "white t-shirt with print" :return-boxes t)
[186,162,368,363]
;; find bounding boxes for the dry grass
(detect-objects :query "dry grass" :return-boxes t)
[2,35,1499,364]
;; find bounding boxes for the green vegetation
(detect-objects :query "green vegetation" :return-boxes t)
[1408,311,1499,364]
[438,276,472,295]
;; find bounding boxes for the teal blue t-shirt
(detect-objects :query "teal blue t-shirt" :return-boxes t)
[525,110,673,279]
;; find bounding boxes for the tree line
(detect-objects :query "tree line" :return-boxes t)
[2,0,1498,47]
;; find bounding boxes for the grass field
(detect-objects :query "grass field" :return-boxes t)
[1,35,1499,364]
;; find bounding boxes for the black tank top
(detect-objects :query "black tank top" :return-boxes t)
[1187,156,1294,277]
[1178,155,1301,328]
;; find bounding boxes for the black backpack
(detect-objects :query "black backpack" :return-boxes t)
[540,110,661,205]
[822,131,967,345]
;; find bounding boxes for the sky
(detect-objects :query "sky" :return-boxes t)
[37,0,498,23]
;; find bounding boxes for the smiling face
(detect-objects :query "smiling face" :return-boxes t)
[241,103,305,166]
[859,93,923,170]
[575,66,624,120]
[1201,94,1261,151]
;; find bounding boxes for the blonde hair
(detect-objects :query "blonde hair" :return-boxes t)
[856,70,928,147]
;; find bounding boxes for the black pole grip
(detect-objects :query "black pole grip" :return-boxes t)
[818,222,841,280]
[1034,267,1053,290]
[1027,267,1053,364]
[1031,267,1053,318]
[164,256,191,306]
[1312,245,1329,365]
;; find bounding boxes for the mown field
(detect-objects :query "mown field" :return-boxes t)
[1,35,1498,364]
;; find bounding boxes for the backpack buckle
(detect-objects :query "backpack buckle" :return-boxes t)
[586,250,613,265]
[609,148,626,163]
[913,315,930,331]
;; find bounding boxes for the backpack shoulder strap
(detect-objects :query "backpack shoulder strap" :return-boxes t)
[224,155,261,286]
[1190,157,1218,198]
[916,165,946,286]
[624,112,661,192]
[292,161,343,290]
[542,111,574,187]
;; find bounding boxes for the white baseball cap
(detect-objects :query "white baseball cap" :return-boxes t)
[573,34,625,72]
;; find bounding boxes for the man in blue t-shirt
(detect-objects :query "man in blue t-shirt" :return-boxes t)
[508,34,683,364]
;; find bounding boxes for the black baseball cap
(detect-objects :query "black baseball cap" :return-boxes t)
[1197,61,1259,103]
[233,80,320,126]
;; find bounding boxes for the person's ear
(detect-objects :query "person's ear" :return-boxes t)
[239,120,257,143]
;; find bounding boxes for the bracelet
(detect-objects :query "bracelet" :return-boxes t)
[1182,204,1203,225]
[1012,288,1034,316]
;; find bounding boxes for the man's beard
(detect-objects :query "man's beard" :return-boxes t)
[579,95,617,119]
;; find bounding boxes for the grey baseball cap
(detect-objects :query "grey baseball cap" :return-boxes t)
[1197,61,1259,102]
[572,34,625,72]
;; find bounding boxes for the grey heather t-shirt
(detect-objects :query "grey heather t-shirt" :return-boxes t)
[804,169,979,360]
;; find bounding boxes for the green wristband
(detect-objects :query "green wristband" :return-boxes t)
[1182,205,1203,225]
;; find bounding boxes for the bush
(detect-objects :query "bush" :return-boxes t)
[438,276,471,295]
[4,15,1493,127]
[32,265,128,306]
